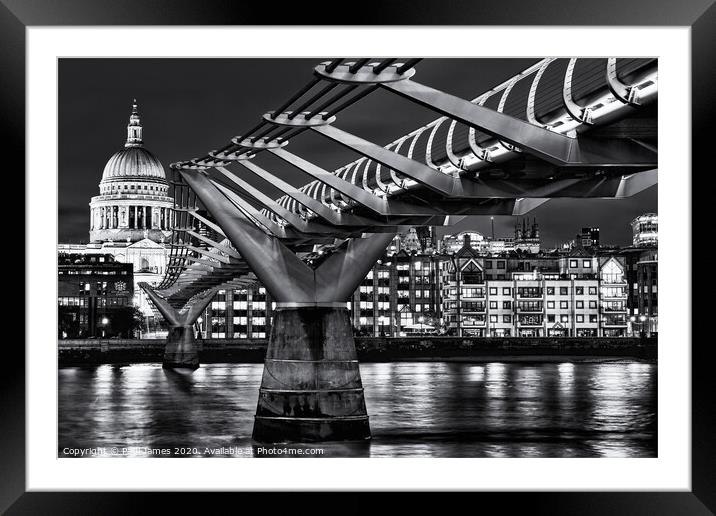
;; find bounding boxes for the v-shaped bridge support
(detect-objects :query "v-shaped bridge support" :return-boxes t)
[181,169,395,442]
[140,282,219,369]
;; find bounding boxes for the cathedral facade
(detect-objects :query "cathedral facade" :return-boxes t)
[58,101,174,327]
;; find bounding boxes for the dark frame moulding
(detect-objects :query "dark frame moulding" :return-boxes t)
[4,0,712,513]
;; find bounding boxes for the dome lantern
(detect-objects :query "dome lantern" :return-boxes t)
[100,99,166,184]
[125,99,143,148]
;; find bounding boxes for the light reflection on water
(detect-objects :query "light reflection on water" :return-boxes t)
[59,361,656,458]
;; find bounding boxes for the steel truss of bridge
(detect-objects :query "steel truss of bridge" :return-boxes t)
[140,57,658,443]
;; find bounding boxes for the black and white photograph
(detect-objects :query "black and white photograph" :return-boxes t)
[56,56,659,458]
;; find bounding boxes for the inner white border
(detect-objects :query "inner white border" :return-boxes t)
[27,26,690,491]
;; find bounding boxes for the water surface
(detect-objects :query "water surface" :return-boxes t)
[58,361,656,458]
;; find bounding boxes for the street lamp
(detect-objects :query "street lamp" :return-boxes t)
[101,316,109,338]
[639,314,647,338]
[630,314,647,339]
[197,317,204,339]
[378,316,387,337]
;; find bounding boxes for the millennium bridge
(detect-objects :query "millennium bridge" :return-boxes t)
[139,57,657,442]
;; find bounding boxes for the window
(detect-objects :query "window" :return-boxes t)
[560,287,568,295]
[461,288,484,298]
[576,301,584,309]
[503,301,511,309]
[497,261,505,269]
[576,315,584,323]
[560,315,569,323]
[546,287,555,295]
[490,315,498,323]
[589,314,598,323]
[502,287,511,295]
[601,286,625,298]
[583,260,592,268]
[547,314,555,323]
[503,315,511,323]
[589,301,597,309]
[518,287,542,298]
[570,259,578,268]
[601,259,624,284]
[547,301,555,309]
[489,301,497,309]
[485,260,493,268]
[589,287,597,295]
[560,301,568,309]
[462,271,483,284]
[575,287,584,295]
[489,287,497,295]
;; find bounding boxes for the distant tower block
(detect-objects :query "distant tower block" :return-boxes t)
[631,213,658,247]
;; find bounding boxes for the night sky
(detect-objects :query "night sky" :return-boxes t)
[58,58,657,246]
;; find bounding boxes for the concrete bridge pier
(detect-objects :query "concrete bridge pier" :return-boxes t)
[181,169,393,442]
[163,324,200,369]
[254,306,370,442]
[139,283,218,370]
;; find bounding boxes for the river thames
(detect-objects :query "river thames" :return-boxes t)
[58,360,656,458]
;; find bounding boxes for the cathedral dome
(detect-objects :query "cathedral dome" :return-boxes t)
[89,99,174,245]
[99,100,167,184]
[101,146,166,182]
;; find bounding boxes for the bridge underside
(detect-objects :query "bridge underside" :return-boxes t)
[144,57,658,442]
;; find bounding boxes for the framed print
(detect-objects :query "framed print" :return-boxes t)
[5,0,712,512]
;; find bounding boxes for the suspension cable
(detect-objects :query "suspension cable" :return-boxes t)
[397,58,422,74]
[287,82,340,120]
[271,77,322,119]
[322,85,379,120]
[304,84,359,119]
[373,58,397,74]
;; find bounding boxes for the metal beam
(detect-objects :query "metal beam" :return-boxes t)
[183,244,236,265]
[181,169,317,303]
[380,79,657,168]
[208,168,339,234]
[314,233,395,301]
[310,124,457,196]
[227,162,377,227]
[269,148,448,215]
[139,282,181,326]
[227,162,343,224]
[183,255,223,269]
[210,182,290,237]
[187,210,226,237]
[185,230,242,259]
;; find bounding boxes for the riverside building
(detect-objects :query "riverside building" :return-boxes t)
[58,253,134,338]
[195,221,648,339]
[440,235,628,337]
[57,100,173,330]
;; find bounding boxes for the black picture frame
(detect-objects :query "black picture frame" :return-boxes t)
[5,0,710,512]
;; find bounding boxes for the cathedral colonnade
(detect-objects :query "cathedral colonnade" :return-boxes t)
[90,204,173,231]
